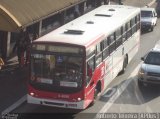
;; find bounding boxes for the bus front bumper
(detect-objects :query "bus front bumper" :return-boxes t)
[27,94,85,109]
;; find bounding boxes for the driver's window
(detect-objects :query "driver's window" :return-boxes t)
[86,57,95,86]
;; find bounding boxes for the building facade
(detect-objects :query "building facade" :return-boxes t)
[0,0,109,62]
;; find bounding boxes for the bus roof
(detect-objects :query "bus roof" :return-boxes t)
[34,5,140,48]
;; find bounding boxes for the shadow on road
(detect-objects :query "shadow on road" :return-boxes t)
[98,74,160,106]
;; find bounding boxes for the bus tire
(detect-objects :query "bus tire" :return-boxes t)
[90,88,98,106]
[138,79,143,88]
[151,26,154,31]
[122,55,128,73]
[91,82,101,105]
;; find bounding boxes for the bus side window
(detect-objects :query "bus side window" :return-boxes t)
[136,14,140,30]
[103,38,109,59]
[115,27,122,48]
[86,57,95,85]
[95,42,103,66]
[132,17,137,34]
[96,42,103,54]
[108,33,116,54]
[122,24,126,42]
[126,21,131,39]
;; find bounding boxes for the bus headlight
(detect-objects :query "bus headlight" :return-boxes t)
[77,98,81,101]
[30,92,35,96]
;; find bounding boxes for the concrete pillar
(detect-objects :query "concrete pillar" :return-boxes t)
[0,31,8,62]
[39,21,42,37]
[7,32,11,57]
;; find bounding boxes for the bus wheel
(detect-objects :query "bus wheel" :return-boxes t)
[122,55,128,73]
[91,83,101,106]
[150,26,154,31]
[138,79,144,88]
[94,88,98,100]
[89,89,98,106]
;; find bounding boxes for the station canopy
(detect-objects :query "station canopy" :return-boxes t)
[0,0,83,32]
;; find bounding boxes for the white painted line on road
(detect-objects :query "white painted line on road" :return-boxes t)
[1,95,27,115]
[147,0,156,7]
[102,88,117,98]
[94,64,140,119]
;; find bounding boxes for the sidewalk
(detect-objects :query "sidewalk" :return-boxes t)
[0,56,29,115]
[0,56,18,74]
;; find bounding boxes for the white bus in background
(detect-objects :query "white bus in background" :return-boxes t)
[28,5,141,109]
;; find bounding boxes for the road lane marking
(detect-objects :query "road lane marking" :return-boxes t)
[102,88,117,98]
[1,95,27,115]
[147,0,156,7]
[95,64,140,119]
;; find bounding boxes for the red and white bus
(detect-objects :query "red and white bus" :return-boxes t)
[27,5,141,109]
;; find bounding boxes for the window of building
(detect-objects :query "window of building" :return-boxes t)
[84,0,94,13]
[42,14,61,35]
[65,7,75,23]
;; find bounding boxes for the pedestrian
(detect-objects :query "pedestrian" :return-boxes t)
[13,30,26,67]
[24,32,32,65]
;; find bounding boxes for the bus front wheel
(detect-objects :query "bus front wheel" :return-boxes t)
[91,82,101,105]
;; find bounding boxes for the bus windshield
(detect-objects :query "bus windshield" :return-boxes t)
[30,45,84,93]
